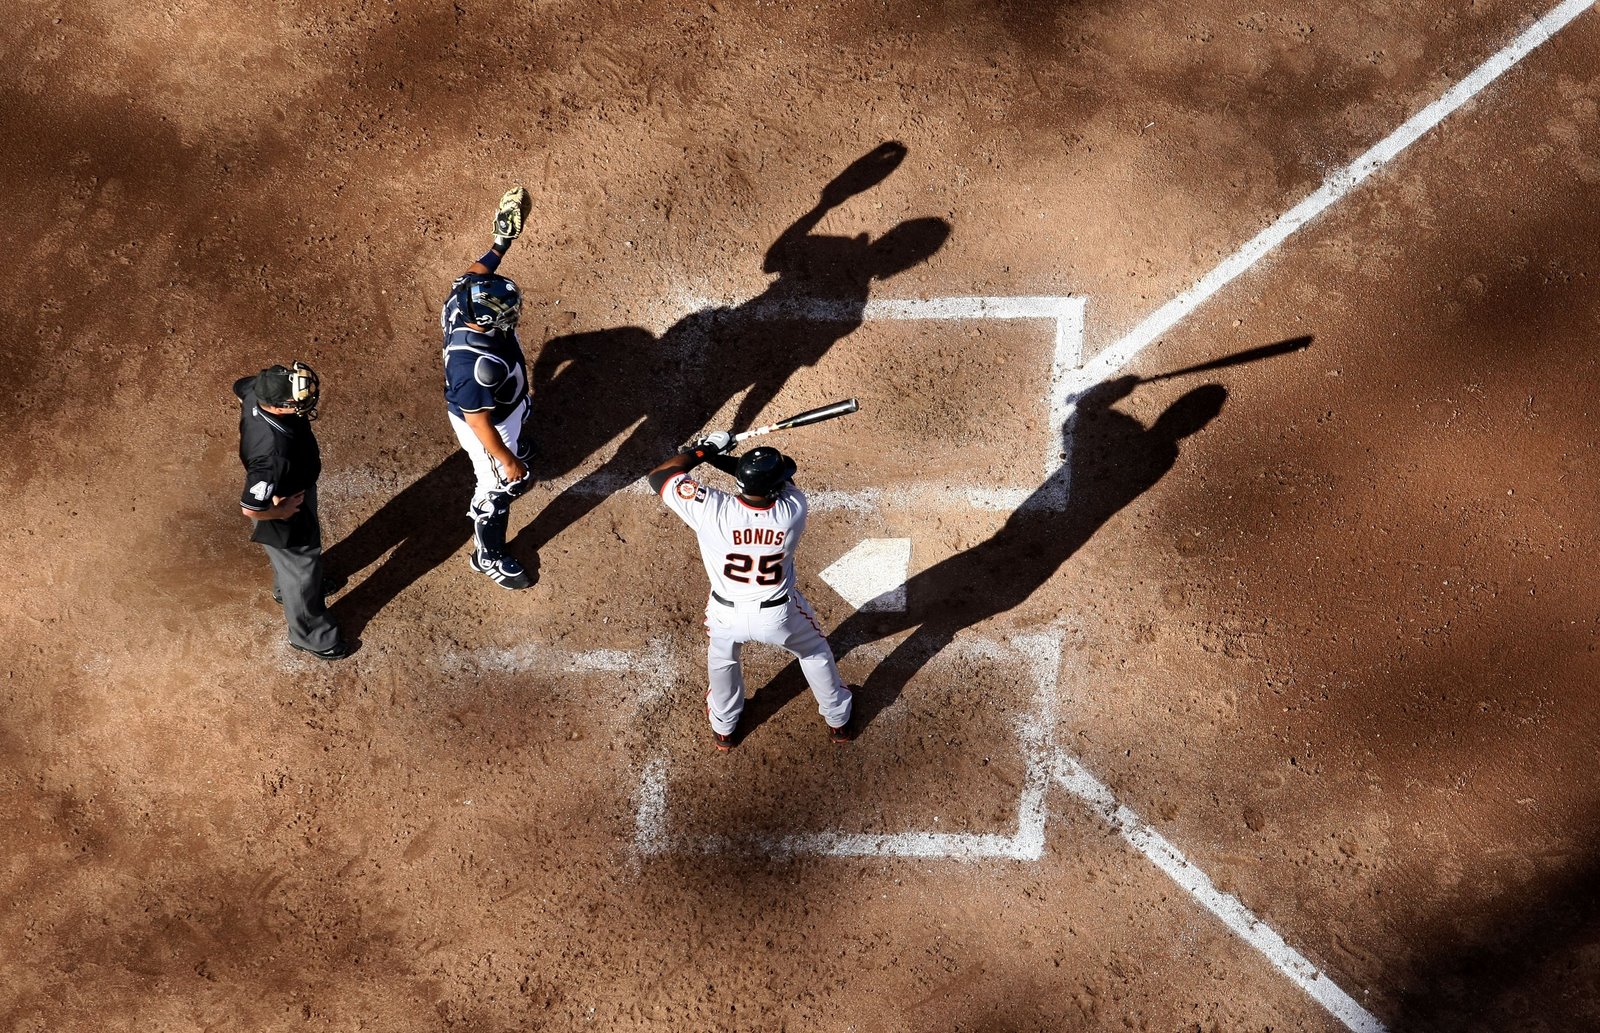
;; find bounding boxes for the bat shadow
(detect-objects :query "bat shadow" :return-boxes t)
[737,373,1235,742]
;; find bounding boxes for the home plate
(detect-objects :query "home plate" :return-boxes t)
[820,538,911,612]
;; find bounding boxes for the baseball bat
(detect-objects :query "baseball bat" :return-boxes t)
[733,398,860,442]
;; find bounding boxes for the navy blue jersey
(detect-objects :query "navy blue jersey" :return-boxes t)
[442,324,529,423]
[234,376,322,549]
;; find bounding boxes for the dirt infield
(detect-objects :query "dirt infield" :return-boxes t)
[4,1,1599,1030]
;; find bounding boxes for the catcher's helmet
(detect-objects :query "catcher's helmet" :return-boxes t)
[735,447,797,498]
[447,273,522,333]
[255,361,321,420]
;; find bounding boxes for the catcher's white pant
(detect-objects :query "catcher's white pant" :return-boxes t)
[448,399,529,516]
[705,590,852,734]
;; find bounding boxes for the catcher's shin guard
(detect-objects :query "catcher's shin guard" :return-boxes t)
[467,500,529,589]
[469,497,512,556]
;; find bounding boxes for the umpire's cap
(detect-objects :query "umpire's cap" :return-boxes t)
[254,361,321,419]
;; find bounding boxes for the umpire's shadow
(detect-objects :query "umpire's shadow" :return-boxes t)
[739,375,1230,740]
[324,451,493,638]
[512,142,949,556]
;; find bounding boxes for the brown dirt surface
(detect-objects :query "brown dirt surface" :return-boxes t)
[4,1,1599,1031]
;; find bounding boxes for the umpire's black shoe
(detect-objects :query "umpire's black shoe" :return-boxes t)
[292,638,356,661]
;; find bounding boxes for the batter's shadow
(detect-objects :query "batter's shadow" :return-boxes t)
[738,375,1232,742]
[511,142,950,556]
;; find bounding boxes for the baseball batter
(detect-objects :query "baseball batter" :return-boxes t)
[648,434,854,749]
[442,186,537,590]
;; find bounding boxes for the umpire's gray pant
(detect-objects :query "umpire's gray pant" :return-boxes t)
[263,541,341,652]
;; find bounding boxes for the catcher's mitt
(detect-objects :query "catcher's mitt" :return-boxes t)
[493,186,531,240]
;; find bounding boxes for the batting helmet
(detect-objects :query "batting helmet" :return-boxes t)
[255,361,321,420]
[735,447,797,498]
[446,273,522,333]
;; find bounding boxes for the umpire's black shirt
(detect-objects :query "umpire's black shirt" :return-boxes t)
[234,376,322,549]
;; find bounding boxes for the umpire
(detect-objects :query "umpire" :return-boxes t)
[233,362,352,660]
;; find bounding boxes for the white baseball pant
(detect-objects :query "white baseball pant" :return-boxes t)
[447,398,530,516]
[705,590,852,733]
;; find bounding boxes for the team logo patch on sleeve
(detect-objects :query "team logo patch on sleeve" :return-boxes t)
[675,478,701,501]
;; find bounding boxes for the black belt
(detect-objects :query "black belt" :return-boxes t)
[711,591,788,608]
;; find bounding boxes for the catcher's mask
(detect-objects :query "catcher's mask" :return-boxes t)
[255,361,321,420]
[449,273,522,333]
[735,447,797,498]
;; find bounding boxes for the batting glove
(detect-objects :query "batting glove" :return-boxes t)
[698,431,733,454]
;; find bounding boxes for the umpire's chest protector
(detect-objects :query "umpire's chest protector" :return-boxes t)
[238,400,322,548]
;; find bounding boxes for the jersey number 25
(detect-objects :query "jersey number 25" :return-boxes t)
[724,553,782,586]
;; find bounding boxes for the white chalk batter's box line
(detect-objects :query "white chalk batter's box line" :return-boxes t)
[746,295,1085,499]
[633,631,1058,861]
[540,294,1085,513]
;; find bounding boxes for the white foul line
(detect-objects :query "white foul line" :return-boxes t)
[1053,755,1387,1033]
[1048,10,1592,1027]
[1063,0,1598,396]
[581,0,1591,521]
[784,0,1592,981]
[1069,11,1590,1024]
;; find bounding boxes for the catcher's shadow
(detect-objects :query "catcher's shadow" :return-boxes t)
[738,376,1230,741]
[512,142,949,555]
[323,451,516,638]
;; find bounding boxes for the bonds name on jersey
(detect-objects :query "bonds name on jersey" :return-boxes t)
[659,471,806,604]
[441,292,529,423]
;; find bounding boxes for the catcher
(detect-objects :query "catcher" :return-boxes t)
[441,186,539,590]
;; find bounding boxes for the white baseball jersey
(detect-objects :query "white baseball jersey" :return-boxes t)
[658,467,851,737]
[659,470,805,604]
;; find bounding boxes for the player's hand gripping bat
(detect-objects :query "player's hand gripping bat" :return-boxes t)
[733,398,860,442]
